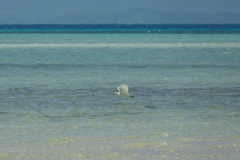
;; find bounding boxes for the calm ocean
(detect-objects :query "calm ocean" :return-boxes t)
[0,24,240,159]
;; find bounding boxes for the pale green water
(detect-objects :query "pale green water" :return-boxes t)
[0,32,240,159]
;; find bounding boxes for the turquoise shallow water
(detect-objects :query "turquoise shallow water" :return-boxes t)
[0,28,240,159]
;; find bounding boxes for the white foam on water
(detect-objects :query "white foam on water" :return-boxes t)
[0,43,239,48]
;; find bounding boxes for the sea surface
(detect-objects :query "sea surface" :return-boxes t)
[0,24,240,159]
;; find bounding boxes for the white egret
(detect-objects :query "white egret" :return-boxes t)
[114,84,135,98]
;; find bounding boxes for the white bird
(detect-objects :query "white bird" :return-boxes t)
[114,84,135,98]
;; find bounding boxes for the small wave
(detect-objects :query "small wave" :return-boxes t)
[0,43,239,48]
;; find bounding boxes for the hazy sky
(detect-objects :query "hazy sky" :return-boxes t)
[1,0,240,23]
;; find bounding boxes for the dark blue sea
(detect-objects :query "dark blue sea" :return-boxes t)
[0,24,240,159]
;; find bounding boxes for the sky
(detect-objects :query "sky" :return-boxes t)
[0,0,240,24]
